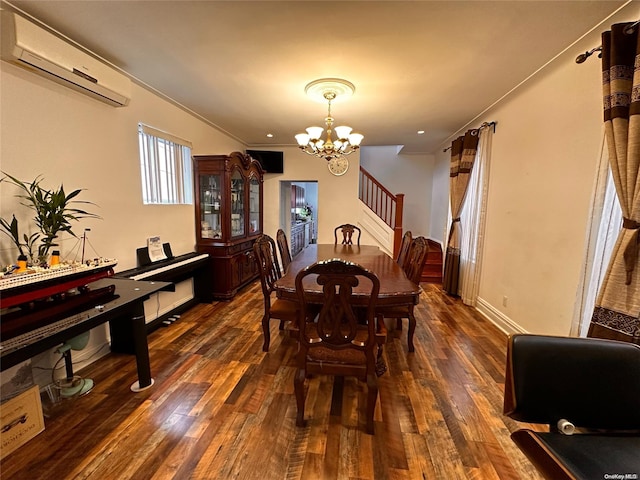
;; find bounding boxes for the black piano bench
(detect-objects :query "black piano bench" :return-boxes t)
[503,334,640,480]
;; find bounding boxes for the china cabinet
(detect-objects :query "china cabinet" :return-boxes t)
[193,151,263,299]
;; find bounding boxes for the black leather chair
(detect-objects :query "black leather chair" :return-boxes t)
[503,334,640,480]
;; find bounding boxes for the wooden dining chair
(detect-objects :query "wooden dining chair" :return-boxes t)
[396,230,412,269]
[377,236,429,352]
[334,223,361,246]
[276,228,292,272]
[294,259,387,434]
[253,234,298,352]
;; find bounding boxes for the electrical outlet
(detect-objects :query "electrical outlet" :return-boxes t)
[502,295,508,307]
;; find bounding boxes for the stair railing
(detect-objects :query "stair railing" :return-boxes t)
[359,166,404,258]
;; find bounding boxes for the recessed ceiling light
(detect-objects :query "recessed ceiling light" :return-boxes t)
[266,133,273,138]
[417,130,425,135]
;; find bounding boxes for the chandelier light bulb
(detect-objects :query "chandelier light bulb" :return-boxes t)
[334,125,353,140]
[348,133,364,146]
[306,126,324,140]
[295,133,310,146]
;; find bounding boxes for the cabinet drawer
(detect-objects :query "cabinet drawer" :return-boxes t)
[229,240,253,255]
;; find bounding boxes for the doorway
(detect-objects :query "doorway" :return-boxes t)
[280,181,318,256]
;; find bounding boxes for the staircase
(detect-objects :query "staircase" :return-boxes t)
[358,166,442,284]
[359,166,404,258]
[421,239,443,284]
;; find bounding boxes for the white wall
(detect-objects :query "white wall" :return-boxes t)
[360,146,434,239]
[431,4,637,336]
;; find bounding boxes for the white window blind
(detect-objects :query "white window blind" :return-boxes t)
[138,123,193,204]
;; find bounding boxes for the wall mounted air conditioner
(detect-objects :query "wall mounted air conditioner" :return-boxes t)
[0,10,131,107]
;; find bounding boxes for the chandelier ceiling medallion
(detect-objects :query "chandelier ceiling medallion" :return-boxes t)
[295,78,363,162]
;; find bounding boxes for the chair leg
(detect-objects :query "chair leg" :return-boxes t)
[375,314,387,376]
[375,342,387,377]
[294,368,307,427]
[375,348,387,377]
[366,373,378,434]
[279,319,285,330]
[407,309,416,353]
[262,314,271,352]
[396,318,402,330]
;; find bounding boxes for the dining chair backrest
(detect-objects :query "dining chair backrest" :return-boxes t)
[254,234,298,352]
[295,259,380,353]
[276,228,292,272]
[403,236,429,285]
[253,234,282,301]
[334,223,361,246]
[396,230,412,269]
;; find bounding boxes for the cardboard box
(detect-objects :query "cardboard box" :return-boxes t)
[0,385,45,459]
[1,361,35,403]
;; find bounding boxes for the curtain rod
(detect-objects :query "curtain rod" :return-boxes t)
[575,20,639,64]
[442,121,496,152]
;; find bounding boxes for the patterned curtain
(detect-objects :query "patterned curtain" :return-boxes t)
[588,22,640,343]
[442,130,480,296]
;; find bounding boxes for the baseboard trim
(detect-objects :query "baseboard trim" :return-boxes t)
[476,297,527,336]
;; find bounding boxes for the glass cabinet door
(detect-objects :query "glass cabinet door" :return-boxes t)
[200,173,222,239]
[230,169,245,237]
[249,175,260,234]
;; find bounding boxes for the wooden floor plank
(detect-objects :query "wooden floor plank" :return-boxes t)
[1,282,544,479]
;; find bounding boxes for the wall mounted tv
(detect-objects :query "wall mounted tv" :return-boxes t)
[247,150,284,174]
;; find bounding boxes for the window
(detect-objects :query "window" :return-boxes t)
[138,123,193,204]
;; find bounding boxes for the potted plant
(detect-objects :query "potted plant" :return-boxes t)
[1,173,100,265]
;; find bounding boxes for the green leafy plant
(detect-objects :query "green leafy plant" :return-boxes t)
[0,214,40,263]
[1,173,101,262]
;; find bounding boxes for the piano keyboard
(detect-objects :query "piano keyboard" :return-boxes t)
[0,309,94,356]
[129,253,209,280]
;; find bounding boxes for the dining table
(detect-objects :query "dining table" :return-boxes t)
[274,244,421,307]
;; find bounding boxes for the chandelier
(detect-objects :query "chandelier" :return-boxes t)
[295,78,363,161]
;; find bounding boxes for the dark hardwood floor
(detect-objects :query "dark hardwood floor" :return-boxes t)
[1,282,543,479]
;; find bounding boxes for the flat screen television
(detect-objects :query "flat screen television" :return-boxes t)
[247,150,284,174]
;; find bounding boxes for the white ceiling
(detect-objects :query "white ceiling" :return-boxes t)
[3,1,630,154]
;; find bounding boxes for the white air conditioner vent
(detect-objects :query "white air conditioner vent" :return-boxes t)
[1,10,131,107]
